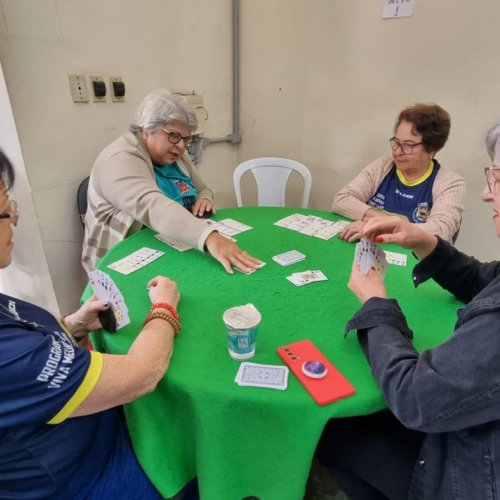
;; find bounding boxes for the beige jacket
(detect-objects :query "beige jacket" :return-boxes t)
[82,132,214,272]
[331,156,465,243]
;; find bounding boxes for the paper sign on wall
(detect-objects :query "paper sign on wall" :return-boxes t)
[382,0,415,19]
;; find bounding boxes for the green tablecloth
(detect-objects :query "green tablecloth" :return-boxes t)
[84,207,461,500]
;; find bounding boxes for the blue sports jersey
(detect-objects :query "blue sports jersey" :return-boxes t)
[0,293,121,499]
[153,162,198,211]
[368,160,441,223]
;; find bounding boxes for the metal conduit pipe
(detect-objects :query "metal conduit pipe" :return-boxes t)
[204,0,241,146]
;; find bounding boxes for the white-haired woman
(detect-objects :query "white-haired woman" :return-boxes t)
[82,88,259,274]
[317,120,500,499]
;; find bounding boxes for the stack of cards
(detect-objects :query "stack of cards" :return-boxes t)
[88,270,130,330]
[235,362,289,390]
[107,247,165,275]
[272,250,306,266]
[286,270,328,287]
[354,238,388,278]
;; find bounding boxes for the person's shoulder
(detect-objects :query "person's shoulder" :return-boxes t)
[435,163,465,183]
[363,156,394,173]
[94,132,148,168]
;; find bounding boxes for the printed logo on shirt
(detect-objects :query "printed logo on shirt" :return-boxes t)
[413,203,430,223]
[369,193,385,210]
[172,179,191,194]
[395,188,414,200]
[36,330,76,388]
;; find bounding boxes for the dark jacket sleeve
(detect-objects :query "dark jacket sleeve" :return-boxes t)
[346,293,500,433]
[413,237,500,303]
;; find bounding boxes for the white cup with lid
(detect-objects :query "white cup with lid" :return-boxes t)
[222,304,261,360]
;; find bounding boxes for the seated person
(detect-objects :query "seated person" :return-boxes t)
[316,120,500,499]
[0,149,197,498]
[82,88,259,274]
[331,103,465,243]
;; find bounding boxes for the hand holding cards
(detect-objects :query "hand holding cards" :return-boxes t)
[88,270,130,331]
[354,238,388,279]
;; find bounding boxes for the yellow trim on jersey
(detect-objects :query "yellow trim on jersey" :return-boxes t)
[396,160,434,186]
[48,351,104,425]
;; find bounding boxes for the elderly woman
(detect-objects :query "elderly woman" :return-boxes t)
[332,103,465,243]
[0,149,200,498]
[318,121,500,499]
[82,88,259,274]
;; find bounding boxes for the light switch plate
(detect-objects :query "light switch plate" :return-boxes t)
[68,74,89,103]
[109,76,125,102]
[89,75,106,102]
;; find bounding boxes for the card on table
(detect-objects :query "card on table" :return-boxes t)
[235,362,289,390]
[272,250,306,266]
[87,269,130,330]
[384,250,407,266]
[354,238,388,279]
[107,247,165,275]
[286,270,328,287]
[206,218,253,237]
[154,234,192,252]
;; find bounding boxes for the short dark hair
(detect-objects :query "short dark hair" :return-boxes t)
[394,103,451,153]
[0,149,15,190]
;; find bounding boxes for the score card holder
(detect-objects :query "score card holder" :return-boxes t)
[277,339,355,406]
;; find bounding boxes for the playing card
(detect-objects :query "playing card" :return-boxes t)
[235,362,289,390]
[384,251,407,266]
[107,247,165,275]
[154,234,192,252]
[354,239,388,279]
[206,218,253,237]
[87,270,130,330]
[287,270,328,286]
[272,250,306,266]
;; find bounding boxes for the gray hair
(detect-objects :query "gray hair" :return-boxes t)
[485,120,500,162]
[130,89,197,134]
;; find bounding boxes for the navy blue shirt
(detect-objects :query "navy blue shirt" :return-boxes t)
[368,160,441,223]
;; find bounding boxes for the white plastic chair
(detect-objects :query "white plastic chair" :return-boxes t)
[233,157,312,208]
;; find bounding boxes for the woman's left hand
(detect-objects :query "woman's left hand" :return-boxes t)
[340,221,366,242]
[348,261,387,304]
[192,198,216,217]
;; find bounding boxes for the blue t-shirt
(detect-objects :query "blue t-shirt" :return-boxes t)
[0,293,120,499]
[368,160,441,223]
[153,162,198,211]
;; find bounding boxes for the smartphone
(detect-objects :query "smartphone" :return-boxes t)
[277,339,355,405]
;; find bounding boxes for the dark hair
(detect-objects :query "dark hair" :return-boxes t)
[394,103,451,153]
[0,149,15,190]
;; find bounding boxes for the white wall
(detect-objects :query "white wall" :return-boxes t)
[239,0,500,258]
[0,0,499,313]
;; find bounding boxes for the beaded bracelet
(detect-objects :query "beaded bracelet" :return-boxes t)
[151,302,179,321]
[143,311,181,336]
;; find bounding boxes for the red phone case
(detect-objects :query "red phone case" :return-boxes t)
[277,339,356,405]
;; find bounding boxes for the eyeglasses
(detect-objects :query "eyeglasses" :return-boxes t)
[162,128,194,148]
[0,200,18,226]
[485,166,500,194]
[389,137,423,155]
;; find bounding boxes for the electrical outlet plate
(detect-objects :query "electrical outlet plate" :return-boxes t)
[89,74,106,102]
[109,76,125,102]
[68,74,89,103]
